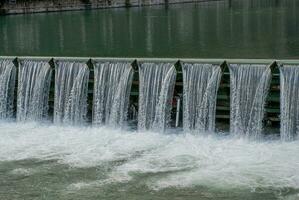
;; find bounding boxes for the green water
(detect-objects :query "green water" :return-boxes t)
[0,159,281,200]
[0,0,298,58]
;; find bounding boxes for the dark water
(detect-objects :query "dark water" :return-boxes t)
[0,0,299,58]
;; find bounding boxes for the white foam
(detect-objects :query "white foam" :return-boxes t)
[67,181,97,190]
[9,168,36,176]
[67,176,129,191]
[0,121,170,167]
[0,121,299,191]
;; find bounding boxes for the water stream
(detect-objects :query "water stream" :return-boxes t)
[182,63,222,133]
[93,62,134,126]
[16,60,52,121]
[138,62,176,131]
[0,59,16,119]
[280,65,299,141]
[54,61,90,125]
[229,64,272,139]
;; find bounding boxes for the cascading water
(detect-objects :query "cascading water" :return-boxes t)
[17,60,52,121]
[1,58,299,199]
[229,64,271,139]
[54,61,90,125]
[280,65,299,141]
[92,62,134,126]
[138,62,176,131]
[0,59,16,119]
[182,63,222,133]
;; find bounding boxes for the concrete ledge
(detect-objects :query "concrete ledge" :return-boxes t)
[0,0,221,15]
[1,56,299,67]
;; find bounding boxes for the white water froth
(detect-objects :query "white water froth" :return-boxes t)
[0,122,298,191]
[9,168,36,176]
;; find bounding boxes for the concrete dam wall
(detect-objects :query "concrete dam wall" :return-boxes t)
[0,0,218,15]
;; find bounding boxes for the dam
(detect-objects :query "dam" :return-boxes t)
[0,0,299,200]
[1,1,299,199]
[0,56,298,140]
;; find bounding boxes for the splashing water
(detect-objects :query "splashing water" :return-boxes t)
[138,63,176,131]
[16,60,52,122]
[280,65,299,141]
[0,59,16,119]
[1,60,299,199]
[229,64,272,139]
[54,61,90,125]
[0,122,298,199]
[182,63,222,133]
[93,62,134,126]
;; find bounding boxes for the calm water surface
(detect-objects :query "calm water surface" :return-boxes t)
[0,0,298,58]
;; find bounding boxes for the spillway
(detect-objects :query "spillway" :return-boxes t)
[229,63,272,139]
[0,59,16,119]
[1,55,299,199]
[92,61,134,126]
[0,57,298,141]
[182,63,222,133]
[54,60,90,125]
[16,60,52,122]
[138,62,176,131]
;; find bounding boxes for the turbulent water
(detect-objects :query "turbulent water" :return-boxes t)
[0,121,298,200]
[229,64,272,139]
[16,60,52,121]
[138,62,176,131]
[182,63,222,133]
[1,60,298,199]
[280,65,299,141]
[0,59,16,119]
[54,61,90,125]
[93,62,134,126]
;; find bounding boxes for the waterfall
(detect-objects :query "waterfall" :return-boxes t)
[0,59,16,119]
[54,61,90,125]
[92,62,134,126]
[280,65,299,141]
[229,64,271,139]
[138,62,176,131]
[17,60,52,121]
[182,63,222,133]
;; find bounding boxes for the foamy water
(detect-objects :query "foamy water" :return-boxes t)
[0,121,298,196]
